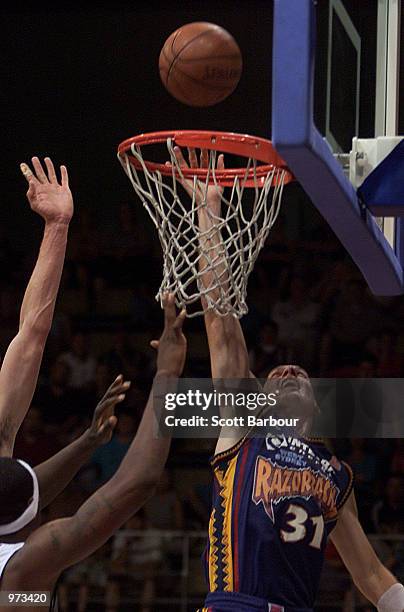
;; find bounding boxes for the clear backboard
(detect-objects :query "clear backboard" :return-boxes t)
[317,0,401,248]
[272,0,403,295]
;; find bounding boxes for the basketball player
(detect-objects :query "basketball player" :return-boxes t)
[173,147,404,612]
[0,293,186,611]
[0,157,73,458]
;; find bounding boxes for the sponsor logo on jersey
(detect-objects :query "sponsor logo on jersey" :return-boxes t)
[252,455,340,522]
[265,436,335,474]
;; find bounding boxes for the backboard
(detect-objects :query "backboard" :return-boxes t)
[272,0,403,295]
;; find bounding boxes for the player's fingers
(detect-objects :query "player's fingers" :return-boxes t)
[44,157,57,183]
[173,146,188,169]
[99,415,118,435]
[217,154,225,171]
[108,415,118,428]
[105,414,118,427]
[188,148,198,168]
[106,374,123,393]
[27,185,35,200]
[150,340,159,350]
[31,157,48,183]
[163,292,176,327]
[103,381,131,401]
[96,394,125,414]
[20,163,38,185]
[200,149,209,169]
[60,165,69,187]
[173,308,187,331]
[98,375,124,401]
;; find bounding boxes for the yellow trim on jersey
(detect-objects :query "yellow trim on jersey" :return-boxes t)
[208,508,219,591]
[211,433,249,467]
[214,454,237,591]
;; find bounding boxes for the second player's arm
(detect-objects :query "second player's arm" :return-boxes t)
[0,158,73,456]
[14,295,186,583]
[330,490,400,608]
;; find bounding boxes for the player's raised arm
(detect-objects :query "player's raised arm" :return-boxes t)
[6,295,186,586]
[175,147,250,452]
[330,490,404,611]
[0,158,73,456]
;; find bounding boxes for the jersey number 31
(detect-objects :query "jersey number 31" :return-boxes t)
[280,503,324,549]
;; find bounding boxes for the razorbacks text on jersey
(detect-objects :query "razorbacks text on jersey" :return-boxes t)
[199,435,353,612]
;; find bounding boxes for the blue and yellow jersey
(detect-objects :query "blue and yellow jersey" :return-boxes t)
[202,435,353,610]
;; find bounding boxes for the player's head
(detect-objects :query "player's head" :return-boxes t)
[265,364,318,434]
[0,458,40,541]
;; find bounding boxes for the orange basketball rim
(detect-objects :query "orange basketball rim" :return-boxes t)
[117,130,294,188]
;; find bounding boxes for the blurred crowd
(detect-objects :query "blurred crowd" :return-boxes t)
[1,195,403,609]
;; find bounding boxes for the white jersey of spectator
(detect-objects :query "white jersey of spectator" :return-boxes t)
[112,530,163,567]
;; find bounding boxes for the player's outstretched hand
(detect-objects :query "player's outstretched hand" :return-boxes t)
[150,293,187,377]
[86,375,131,446]
[171,146,224,216]
[20,157,73,224]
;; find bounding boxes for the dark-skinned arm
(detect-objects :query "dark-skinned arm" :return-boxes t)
[14,295,187,583]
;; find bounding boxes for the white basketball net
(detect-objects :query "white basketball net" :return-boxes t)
[119,139,286,318]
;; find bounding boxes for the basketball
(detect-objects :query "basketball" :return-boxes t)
[158,22,242,107]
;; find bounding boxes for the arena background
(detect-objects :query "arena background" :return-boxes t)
[0,1,403,609]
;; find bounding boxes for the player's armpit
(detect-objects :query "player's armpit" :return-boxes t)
[330,490,397,605]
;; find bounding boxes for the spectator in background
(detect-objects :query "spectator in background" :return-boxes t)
[346,439,379,531]
[271,275,319,369]
[99,202,150,288]
[182,480,211,530]
[66,208,100,265]
[365,329,403,377]
[372,474,404,534]
[102,328,151,382]
[144,469,184,531]
[357,354,378,378]
[59,544,109,612]
[390,440,404,474]
[90,412,136,486]
[93,360,114,399]
[35,358,84,438]
[320,279,382,373]
[14,405,60,465]
[371,475,404,597]
[131,281,161,330]
[59,331,97,392]
[106,510,163,612]
[144,468,184,572]
[248,320,287,378]
[316,540,351,609]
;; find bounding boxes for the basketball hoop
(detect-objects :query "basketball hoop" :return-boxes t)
[117,130,294,318]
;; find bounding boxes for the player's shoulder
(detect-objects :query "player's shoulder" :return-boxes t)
[5,519,69,583]
[305,437,353,473]
[305,438,354,510]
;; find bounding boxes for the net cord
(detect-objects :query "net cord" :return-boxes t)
[118,139,286,318]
